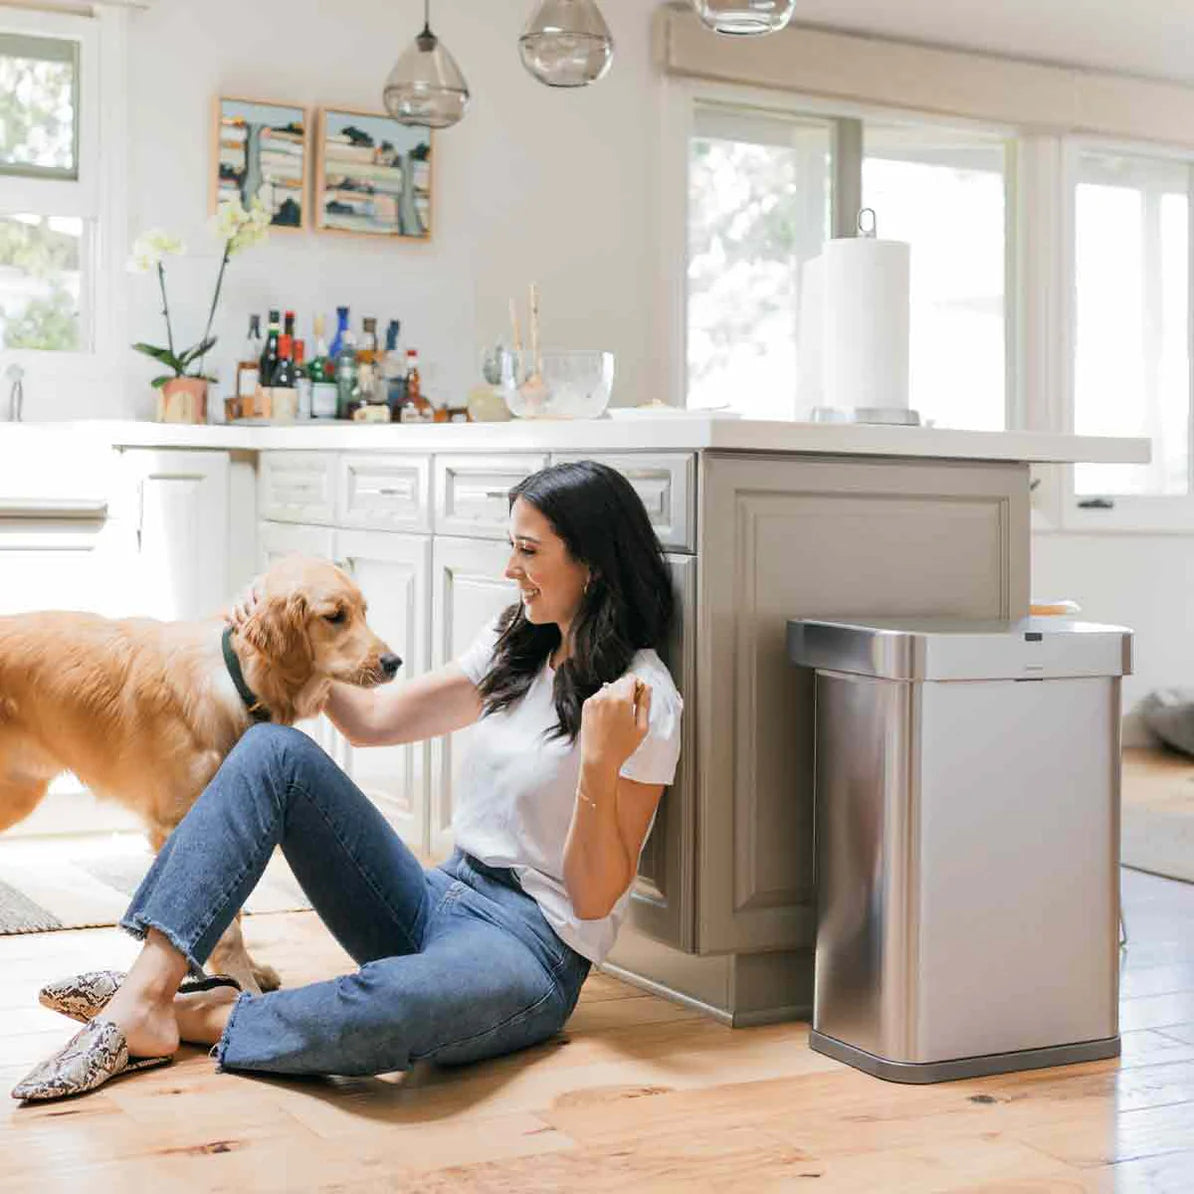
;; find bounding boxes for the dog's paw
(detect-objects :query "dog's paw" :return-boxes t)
[251,962,282,992]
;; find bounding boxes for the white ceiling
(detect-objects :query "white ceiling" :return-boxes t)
[791,0,1194,85]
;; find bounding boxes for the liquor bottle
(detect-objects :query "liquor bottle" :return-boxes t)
[309,316,338,418]
[283,309,296,339]
[357,316,379,405]
[259,309,280,390]
[398,348,433,423]
[294,339,312,419]
[271,335,294,387]
[329,306,350,361]
[236,315,262,402]
[382,319,406,419]
[269,334,299,421]
[307,315,331,382]
[335,329,359,419]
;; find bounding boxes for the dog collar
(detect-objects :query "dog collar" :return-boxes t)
[222,625,271,722]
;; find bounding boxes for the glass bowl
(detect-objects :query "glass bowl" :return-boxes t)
[501,349,614,419]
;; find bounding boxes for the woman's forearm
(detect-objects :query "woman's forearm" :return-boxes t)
[562,758,634,920]
[324,682,385,746]
[324,666,483,748]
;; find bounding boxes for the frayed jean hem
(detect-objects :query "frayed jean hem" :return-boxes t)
[209,989,253,1070]
[117,913,208,981]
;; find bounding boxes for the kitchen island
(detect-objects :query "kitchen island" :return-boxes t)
[0,416,1148,1024]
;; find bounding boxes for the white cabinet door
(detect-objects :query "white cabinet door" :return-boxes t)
[258,520,340,761]
[429,536,519,859]
[121,449,230,622]
[335,529,431,854]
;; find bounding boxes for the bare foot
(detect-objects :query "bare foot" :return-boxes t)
[102,988,181,1059]
[173,985,241,1047]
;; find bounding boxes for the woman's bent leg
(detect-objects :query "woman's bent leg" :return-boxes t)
[119,724,435,975]
[214,911,582,1077]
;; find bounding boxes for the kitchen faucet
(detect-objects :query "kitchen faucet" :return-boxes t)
[4,363,23,421]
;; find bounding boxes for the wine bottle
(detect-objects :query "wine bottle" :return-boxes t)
[329,306,350,361]
[335,330,359,419]
[259,309,280,390]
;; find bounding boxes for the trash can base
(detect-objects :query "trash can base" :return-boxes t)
[809,1029,1120,1084]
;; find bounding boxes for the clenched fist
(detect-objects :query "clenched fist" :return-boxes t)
[580,674,652,771]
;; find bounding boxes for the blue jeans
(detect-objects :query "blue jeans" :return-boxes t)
[118,724,591,1077]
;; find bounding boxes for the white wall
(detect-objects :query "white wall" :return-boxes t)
[1033,533,1194,745]
[109,0,665,418]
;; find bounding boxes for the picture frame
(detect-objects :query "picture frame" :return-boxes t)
[211,96,309,230]
[315,106,432,240]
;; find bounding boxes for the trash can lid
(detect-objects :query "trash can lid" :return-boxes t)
[786,616,1133,681]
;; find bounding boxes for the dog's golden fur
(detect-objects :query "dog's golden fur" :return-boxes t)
[0,555,395,991]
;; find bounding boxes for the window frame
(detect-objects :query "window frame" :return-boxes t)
[665,78,1020,433]
[1054,134,1194,533]
[0,3,127,408]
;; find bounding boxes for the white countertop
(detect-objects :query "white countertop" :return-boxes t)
[0,416,1150,465]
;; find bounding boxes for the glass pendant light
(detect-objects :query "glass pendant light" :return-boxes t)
[519,0,614,88]
[382,0,469,129]
[692,0,797,36]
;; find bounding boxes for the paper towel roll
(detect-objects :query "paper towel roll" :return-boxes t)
[796,254,824,415]
[822,235,910,412]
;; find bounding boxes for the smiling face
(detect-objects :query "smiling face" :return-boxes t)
[504,497,589,632]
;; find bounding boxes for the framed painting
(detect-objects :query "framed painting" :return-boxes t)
[315,106,431,239]
[212,96,308,229]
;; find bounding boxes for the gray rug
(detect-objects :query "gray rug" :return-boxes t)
[1122,806,1194,884]
[0,834,311,936]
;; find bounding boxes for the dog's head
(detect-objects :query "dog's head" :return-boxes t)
[239,555,400,689]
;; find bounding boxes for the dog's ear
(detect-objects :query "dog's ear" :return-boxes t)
[241,591,312,673]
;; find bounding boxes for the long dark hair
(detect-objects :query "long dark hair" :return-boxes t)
[477,460,674,742]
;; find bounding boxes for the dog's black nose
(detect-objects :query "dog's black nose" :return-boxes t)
[380,653,402,678]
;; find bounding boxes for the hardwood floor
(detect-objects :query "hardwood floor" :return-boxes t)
[1,867,1193,1192]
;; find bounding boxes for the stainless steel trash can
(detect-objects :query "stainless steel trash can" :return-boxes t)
[787,616,1133,1083]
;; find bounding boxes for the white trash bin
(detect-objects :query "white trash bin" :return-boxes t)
[787,616,1133,1083]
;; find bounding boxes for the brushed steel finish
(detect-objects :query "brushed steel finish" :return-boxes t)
[809,1030,1120,1084]
[806,616,1128,1074]
[789,616,1133,681]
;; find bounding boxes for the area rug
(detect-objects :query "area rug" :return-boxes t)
[0,832,311,935]
[1122,746,1194,884]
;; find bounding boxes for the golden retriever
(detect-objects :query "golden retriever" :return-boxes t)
[0,554,398,992]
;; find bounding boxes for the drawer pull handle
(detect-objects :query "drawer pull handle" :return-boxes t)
[376,486,409,497]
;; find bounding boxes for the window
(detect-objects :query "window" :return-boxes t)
[0,15,100,356]
[1072,149,1191,501]
[0,32,79,179]
[863,123,1010,432]
[683,99,1012,426]
[686,103,832,418]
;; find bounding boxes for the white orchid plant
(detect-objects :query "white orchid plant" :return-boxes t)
[130,195,271,388]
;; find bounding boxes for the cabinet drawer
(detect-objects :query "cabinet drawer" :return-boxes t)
[259,452,337,524]
[258,520,336,566]
[337,454,431,532]
[433,454,548,539]
[551,452,695,552]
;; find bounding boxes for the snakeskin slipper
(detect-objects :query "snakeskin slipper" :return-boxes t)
[11,1018,173,1102]
[39,971,243,1025]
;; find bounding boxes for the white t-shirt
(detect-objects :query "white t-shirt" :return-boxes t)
[452,615,683,965]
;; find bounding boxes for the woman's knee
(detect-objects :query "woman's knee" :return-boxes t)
[226,724,327,798]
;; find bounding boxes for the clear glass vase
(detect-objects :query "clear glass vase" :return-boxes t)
[692,0,796,36]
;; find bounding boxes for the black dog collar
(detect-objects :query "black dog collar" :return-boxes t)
[222,625,271,722]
